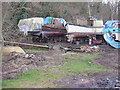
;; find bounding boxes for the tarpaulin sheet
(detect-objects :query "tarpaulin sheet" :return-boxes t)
[42,17,67,27]
[42,17,53,25]
[18,17,44,31]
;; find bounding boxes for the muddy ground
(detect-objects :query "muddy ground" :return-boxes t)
[55,45,119,88]
[2,44,119,88]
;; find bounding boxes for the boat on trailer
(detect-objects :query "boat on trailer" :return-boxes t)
[66,18,104,44]
[18,17,68,42]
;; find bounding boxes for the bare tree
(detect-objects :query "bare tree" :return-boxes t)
[102,0,119,20]
[108,1,118,20]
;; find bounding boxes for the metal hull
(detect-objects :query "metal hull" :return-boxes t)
[42,24,67,37]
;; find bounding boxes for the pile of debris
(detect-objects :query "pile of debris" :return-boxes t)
[8,51,35,59]
[60,45,102,53]
[2,52,46,80]
[80,45,101,53]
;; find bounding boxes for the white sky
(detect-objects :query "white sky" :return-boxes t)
[102,0,120,4]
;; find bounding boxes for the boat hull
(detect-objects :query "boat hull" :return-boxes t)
[103,33,120,48]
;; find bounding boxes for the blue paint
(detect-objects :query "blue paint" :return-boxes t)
[104,33,120,48]
[103,20,120,48]
[42,17,67,27]
[104,20,119,29]
[42,17,52,25]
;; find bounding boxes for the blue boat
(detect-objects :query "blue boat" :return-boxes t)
[103,20,120,48]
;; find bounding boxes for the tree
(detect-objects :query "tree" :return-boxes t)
[102,0,119,20]
[108,1,118,20]
[2,2,29,42]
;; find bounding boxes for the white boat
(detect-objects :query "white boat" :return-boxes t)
[66,19,104,42]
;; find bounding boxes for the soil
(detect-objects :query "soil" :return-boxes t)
[2,44,119,88]
[58,45,119,88]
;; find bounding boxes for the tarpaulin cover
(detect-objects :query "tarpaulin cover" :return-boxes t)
[3,46,25,55]
[42,17,53,25]
[18,17,44,31]
[42,17,67,27]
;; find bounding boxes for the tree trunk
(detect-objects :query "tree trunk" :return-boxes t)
[0,2,3,89]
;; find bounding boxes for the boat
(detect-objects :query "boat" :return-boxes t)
[66,18,104,43]
[103,20,120,48]
[18,17,68,42]
[42,17,67,38]
[18,17,44,35]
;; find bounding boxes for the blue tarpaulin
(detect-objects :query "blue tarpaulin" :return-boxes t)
[42,17,67,27]
[42,17,53,25]
[62,19,68,27]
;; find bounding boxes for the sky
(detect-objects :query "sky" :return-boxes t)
[102,0,120,4]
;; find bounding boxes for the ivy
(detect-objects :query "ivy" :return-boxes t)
[11,2,29,25]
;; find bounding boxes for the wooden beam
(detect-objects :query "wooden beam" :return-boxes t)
[60,46,83,52]
[3,40,50,49]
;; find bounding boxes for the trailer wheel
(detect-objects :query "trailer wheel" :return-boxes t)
[32,36,37,42]
[42,37,48,43]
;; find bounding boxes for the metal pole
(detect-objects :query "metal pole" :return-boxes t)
[88,2,91,17]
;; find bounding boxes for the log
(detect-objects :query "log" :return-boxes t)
[3,40,50,49]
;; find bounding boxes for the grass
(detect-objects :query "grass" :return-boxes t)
[2,52,111,88]
[59,53,109,77]
[0,81,2,90]
[23,49,48,53]
[2,69,58,88]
